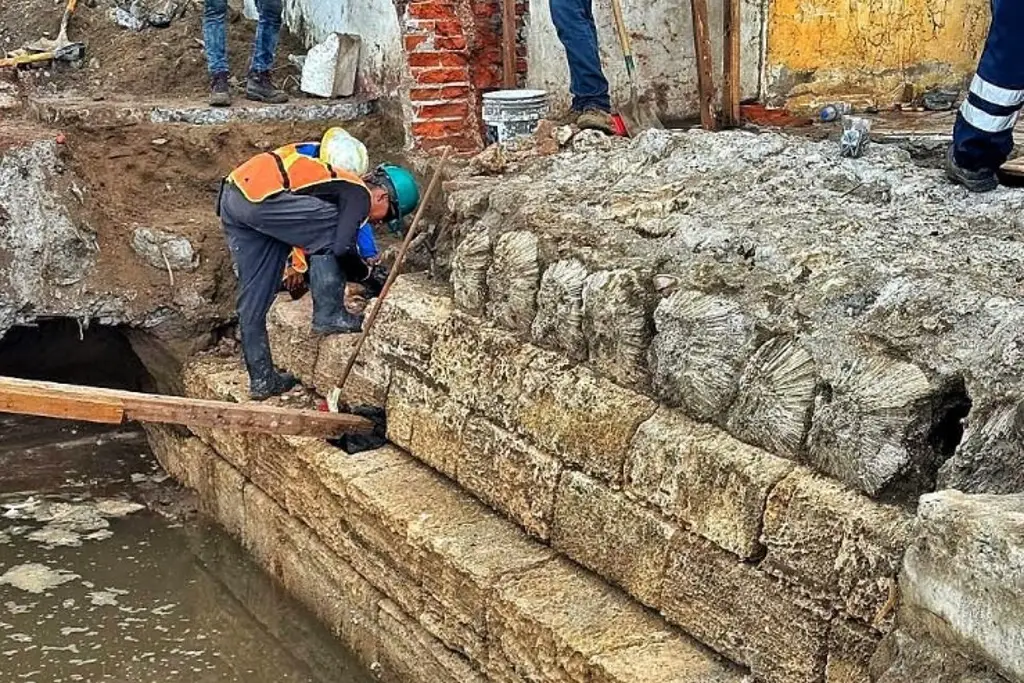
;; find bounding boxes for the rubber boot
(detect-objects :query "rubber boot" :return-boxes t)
[241,324,297,400]
[309,254,365,334]
[946,144,998,193]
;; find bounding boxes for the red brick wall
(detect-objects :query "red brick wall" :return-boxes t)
[402,0,528,153]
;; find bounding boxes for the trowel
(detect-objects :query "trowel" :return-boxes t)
[609,0,663,136]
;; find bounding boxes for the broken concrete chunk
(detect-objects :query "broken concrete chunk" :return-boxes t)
[583,269,655,390]
[300,33,360,99]
[531,258,588,361]
[900,490,1024,682]
[660,531,831,683]
[551,470,674,606]
[624,408,792,559]
[727,337,817,460]
[806,351,943,498]
[131,227,198,272]
[450,230,492,315]
[650,290,763,421]
[486,231,540,333]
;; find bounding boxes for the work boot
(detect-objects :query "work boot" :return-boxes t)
[309,254,364,334]
[945,144,998,193]
[246,71,289,104]
[209,71,231,107]
[576,108,615,134]
[241,327,297,400]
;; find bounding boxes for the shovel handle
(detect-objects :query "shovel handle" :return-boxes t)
[610,0,635,75]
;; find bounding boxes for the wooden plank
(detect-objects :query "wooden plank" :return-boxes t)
[0,376,374,438]
[690,0,717,130]
[502,0,517,88]
[722,0,741,127]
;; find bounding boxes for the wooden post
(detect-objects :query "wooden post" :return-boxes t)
[0,376,375,438]
[722,0,741,127]
[690,0,717,130]
[502,0,517,88]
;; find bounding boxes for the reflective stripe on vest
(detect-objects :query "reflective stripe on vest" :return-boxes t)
[227,144,367,203]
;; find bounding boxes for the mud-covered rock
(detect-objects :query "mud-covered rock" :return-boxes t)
[131,226,198,272]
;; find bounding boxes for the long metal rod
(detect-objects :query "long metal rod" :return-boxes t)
[335,148,451,392]
[502,0,517,87]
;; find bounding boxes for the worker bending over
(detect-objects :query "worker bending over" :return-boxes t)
[218,129,420,399]
[946,0,1024,192]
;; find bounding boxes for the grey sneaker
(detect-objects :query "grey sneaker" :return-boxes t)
[209,72,231,107]
[246,71,288,104]
[946,144,998,193]
[577,108,614,134]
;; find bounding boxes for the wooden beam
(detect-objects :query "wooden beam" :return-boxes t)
[0,376,374,438]
[690,0,717,130]
[502,0,517,88]
[722,0,741,127]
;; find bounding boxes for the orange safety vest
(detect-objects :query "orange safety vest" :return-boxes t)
[227,142,369,204]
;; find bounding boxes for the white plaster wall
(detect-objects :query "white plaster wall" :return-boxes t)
[527,0,764,121]
[244,0,407,96]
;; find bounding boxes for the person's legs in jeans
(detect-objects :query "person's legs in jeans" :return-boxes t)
[246,0,288,102]
[549,0,611,113]
[949,0,1024,190]
[202,0,229,76]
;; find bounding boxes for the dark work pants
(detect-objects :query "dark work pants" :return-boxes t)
[220,184,346,371]
[550,0,611,112]
[952,0,1024,171]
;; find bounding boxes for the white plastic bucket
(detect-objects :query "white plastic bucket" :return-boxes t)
[481,89,549,144]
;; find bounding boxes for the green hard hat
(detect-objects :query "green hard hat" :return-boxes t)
[375,164,420,232]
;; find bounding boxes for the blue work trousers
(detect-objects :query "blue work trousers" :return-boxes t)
[952,0,1024,171]
[550,0,611,112]
[203,0,282,75]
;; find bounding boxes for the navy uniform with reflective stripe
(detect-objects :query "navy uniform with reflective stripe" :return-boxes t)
[952,0,1024,172]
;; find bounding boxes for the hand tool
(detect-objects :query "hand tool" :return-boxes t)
[609,0,663,135]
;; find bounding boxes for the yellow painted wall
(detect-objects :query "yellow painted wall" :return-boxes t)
[766,0,991,110]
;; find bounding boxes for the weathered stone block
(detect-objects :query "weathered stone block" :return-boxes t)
[582,269,655,389]
[143,424,212,493]
[869,629,1008,683]
[726,337,818,460]
[532,259,588,362]
[451,229,492,315]
[650,290,764,421]
[488,558,674,683]
[551,470,674,607]
[806,350,942,498]
[826,619,880,683]
[369,273,454,373]
[517,357,656,483]
[900,491,1024,682]
[419,514,553,664]
[487,230,540,333]
[377,599,486,683]
[314,332,391,407]
[589,637,743,683]
[386,371,468,479]
[267,295,319,380]
[660,531,831,683]
[761,469,911,628]
[429,312,533,430]
[460,416,562,540]
[938,399,1024,495]
[624,408,792,559]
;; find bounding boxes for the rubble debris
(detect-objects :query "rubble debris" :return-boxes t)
[130,227,198,272]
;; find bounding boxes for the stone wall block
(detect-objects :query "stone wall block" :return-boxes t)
[486,230,540,333]
[460,416,562,540]
[314,333,391,407]
[660,531,831,683]
[376,599,487,683]
[826,619,881,683]
[624,408,793,559]
[551,470,675,606]
[531,258,588,362]
[267,295,319,380]
[650,289,764,422]
[582,269,656,390]
[386,371,469,479]
[726,336,818,460]
[368,272,455,374]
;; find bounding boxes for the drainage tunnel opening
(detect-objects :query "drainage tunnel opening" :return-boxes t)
[0,319,155,391]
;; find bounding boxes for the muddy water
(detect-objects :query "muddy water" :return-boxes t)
[0,417,374,683]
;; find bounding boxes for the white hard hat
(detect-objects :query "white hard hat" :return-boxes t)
[320,127,369,176]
